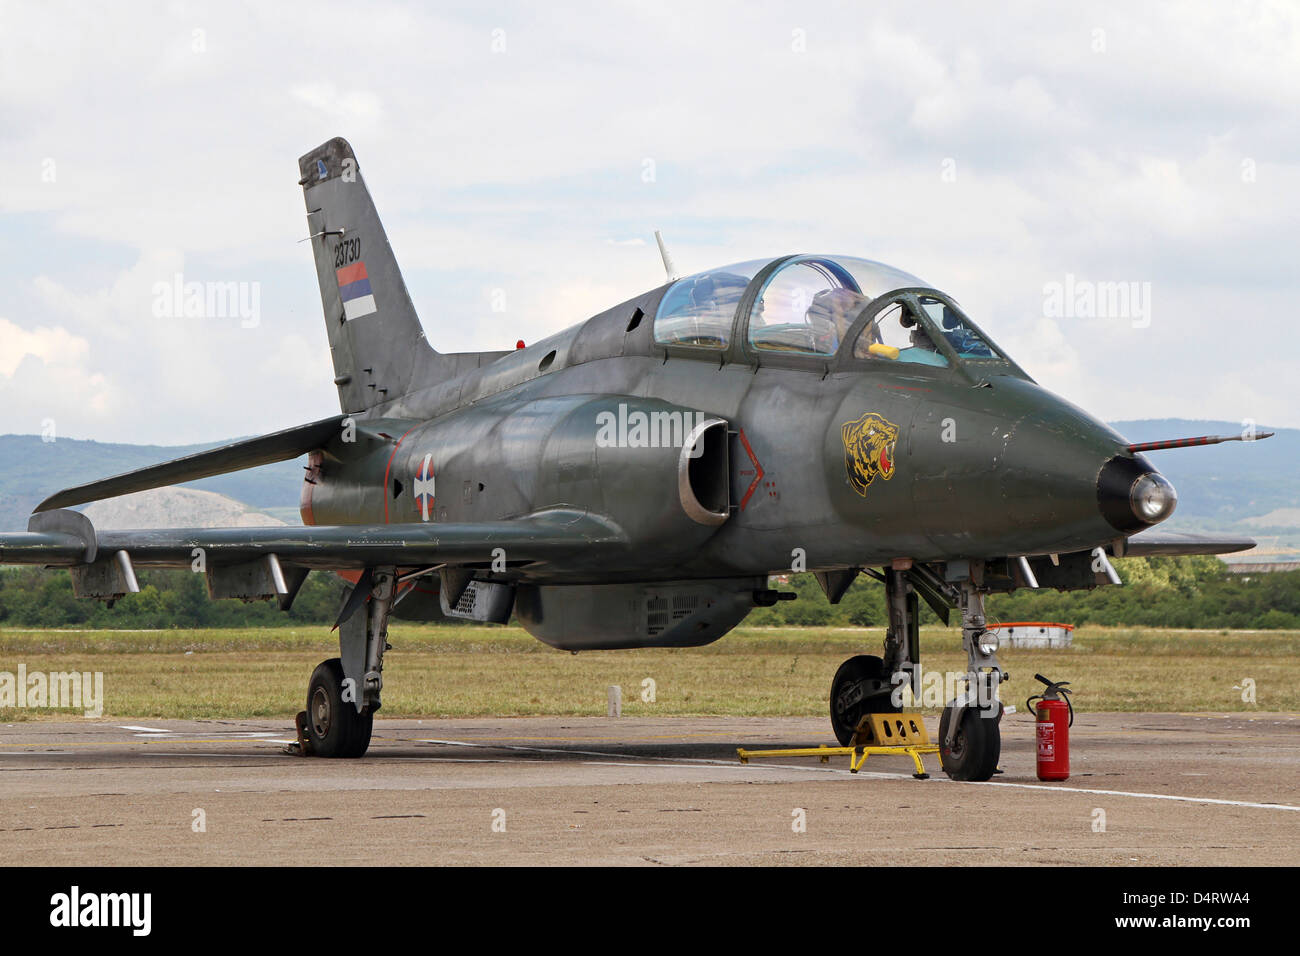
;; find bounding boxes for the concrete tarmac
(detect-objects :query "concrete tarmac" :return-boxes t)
[0,712,1296,865]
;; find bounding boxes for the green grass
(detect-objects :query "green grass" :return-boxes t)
[0,625,1296,720]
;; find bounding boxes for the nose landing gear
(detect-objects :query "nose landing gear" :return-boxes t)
[828,565,1004,781]
[938,580,1004,781]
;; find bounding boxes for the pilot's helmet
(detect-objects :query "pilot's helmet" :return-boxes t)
[809,288,870,336]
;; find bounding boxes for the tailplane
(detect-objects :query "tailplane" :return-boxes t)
[298,137,436,415]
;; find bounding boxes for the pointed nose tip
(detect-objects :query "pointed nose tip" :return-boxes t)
[1098,455,1177,532]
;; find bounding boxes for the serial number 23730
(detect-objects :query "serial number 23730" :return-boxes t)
[334,237,361,269]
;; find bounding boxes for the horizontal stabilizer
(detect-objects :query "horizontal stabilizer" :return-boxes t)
[1114,530,1257,557]
[34,415,349,513]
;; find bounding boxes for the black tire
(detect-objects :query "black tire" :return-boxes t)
[829,654,901,746]
[305,658,373,758]
[938,703,1000,781]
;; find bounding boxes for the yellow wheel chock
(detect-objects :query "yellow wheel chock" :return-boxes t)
[737,712,940,779]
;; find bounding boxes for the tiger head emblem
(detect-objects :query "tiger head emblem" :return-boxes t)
[841,412,899,496]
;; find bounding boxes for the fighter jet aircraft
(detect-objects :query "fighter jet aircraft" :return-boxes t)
[0,137,1266,779]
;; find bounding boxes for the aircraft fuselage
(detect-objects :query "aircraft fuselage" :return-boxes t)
[304,282,1149,585]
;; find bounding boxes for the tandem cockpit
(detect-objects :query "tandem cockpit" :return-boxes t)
[653,254,1023,378]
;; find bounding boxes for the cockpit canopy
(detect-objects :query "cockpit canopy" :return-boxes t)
[653,254,1011,372]
[654,258,770,350]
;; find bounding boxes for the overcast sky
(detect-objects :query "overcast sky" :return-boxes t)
[1,1,1296,444]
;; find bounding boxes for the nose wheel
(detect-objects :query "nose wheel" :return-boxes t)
[938,700,1001,781]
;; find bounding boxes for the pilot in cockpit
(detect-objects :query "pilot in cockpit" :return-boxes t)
[897,308,949,366]
[806,287,871,352]
[900,309,938,353]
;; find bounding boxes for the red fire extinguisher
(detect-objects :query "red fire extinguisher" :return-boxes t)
[1028,674,1074,781]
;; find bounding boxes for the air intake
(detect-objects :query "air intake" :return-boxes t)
[678,418,730,525]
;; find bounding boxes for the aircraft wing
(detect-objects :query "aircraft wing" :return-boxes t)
[0,508,626,573]
[32,415,350,513]
[1114,529,1257,557]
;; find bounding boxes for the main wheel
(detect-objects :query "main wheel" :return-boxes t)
[305,658,373,758]
[829,654,901,746]
[938,703,1000,781]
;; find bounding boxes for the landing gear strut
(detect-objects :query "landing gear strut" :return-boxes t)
[828,565,1005,781]
[296,565,395,758]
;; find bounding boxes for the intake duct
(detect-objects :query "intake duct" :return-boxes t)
[679,418,730,525]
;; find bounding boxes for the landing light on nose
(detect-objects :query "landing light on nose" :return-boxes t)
[1130,473,1177,524]
[1097,455,1177,533]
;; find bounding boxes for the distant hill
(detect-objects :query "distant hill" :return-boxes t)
[83,487,288,530]
[1,420,1295,542]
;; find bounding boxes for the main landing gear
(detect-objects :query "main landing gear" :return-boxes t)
[294,566,396,758]
[829,564,1005,781]
[302,658,373,757]
[830,655,899,745]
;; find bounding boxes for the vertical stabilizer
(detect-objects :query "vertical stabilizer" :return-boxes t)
[298,137,436,414]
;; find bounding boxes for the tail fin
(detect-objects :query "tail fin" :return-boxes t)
[298,137,436,415]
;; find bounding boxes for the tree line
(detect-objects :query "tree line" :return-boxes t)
[749,556,1300,630]
[0,556,1295,630]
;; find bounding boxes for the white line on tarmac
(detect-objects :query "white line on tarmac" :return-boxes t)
[975,779,1300,811]
[421,737,1300,812]
[118,725,286,740]
[139,752,286,758]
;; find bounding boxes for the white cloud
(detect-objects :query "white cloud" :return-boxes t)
[0,318,120,426]
[0,0,1295,443]
[290,84,385,134]
[0,318,89,377]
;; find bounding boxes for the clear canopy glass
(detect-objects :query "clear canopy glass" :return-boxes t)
[747,256,928,355]
[916,295,999,360]
[650,255,1013,370]
[652,259,769,349]
[852,300,950,367]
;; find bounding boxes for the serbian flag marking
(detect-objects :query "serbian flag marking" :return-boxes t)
[337,261,377,320]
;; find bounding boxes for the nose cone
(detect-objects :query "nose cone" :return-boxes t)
[1097,454,1177,532]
